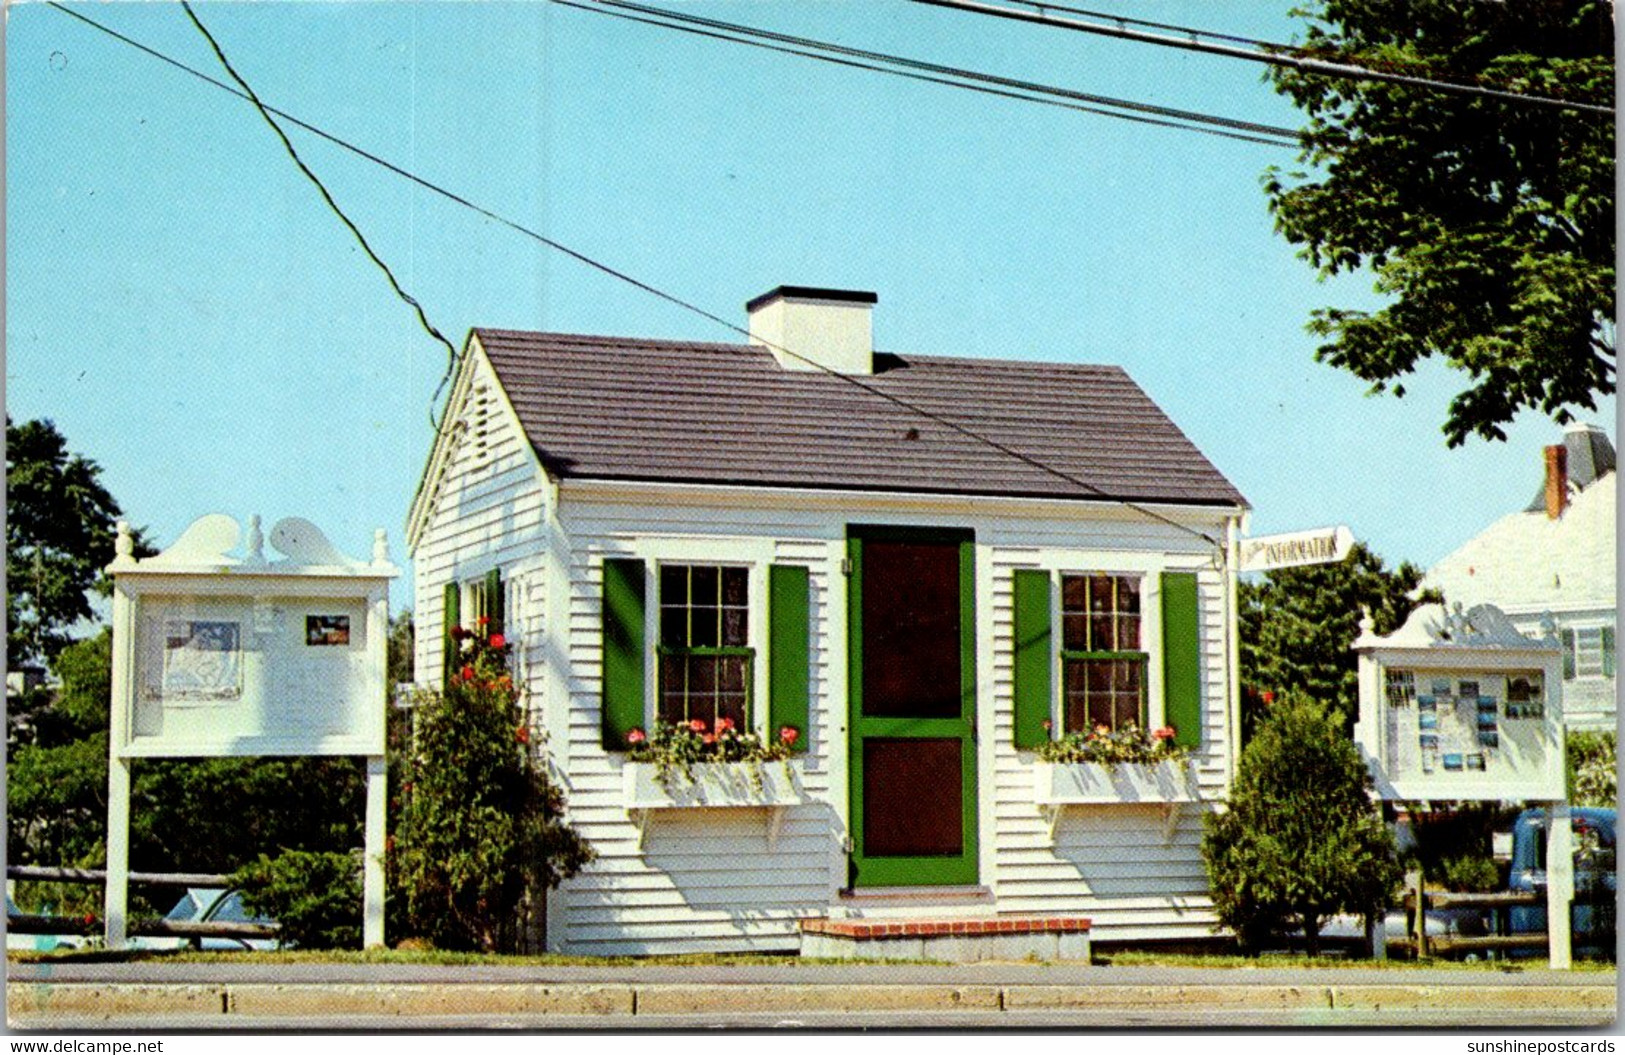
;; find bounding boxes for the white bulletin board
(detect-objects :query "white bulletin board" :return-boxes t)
[104,513,397,950]
[1353,603,1564,802]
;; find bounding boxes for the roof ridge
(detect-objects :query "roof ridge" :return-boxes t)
[476,327,1126,374]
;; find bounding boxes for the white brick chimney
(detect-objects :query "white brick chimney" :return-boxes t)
[746,286,877,375]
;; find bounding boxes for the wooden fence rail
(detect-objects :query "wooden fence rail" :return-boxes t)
[1403,869,1543,960]
[7,865,279,943]
[8,866,234,888]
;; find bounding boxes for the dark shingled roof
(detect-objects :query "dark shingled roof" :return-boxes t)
[475,329,1248,508]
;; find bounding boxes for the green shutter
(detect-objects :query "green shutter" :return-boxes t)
[485,567,505,636]
[768,564,811,752]
[1561,628,1577,679]
[1012,569,1052,749]
[442,581,461,685]
[601,558,646,749]
[1603,627,1615,679]
[1161,571,1201,749]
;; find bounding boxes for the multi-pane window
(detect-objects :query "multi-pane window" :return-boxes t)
[658,564,751,728]
[1561,626,1617,680]
[1385,669,1416,706]
[1060,573,1146,732]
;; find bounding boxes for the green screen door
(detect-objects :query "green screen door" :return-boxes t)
[847,526,977,887]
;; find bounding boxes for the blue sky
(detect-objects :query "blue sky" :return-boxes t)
[8,1,1614,607]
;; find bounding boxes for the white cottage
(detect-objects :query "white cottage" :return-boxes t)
[406,287,1249,955]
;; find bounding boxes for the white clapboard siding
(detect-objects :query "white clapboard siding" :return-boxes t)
[538,492,1237,955]
[551,500,843,955]
[410,352,549,692]
[979,531,1228,940]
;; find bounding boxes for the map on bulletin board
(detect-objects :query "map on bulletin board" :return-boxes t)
[156,620,242,701]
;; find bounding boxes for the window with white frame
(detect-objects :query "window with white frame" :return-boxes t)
[657,564,752,728]
[1059,573,1146,732]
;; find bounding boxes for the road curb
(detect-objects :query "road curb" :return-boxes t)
[634,983,1003,1015]
[9,980,1617,1028]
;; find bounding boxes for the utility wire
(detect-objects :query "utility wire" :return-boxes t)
[1006,0,1612,99]
[911,0,1614,116]
[572,0,1298,146]
[1000,1,1282,50]
[50,1,1226,547]
[178,1,462,427]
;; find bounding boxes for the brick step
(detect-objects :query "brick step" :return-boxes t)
[800,915,1092,963]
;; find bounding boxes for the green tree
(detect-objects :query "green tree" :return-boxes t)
[1202,694,1400,955]
[1266,0,1614,447]
[5,419,150,666]
[387,608,415,689]
[390,624,592,951]
[1568,730,1616,808]
[1240,543,1436,736]
[6,632,115,884]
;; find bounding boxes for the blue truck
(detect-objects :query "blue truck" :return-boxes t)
[1507,806,1617,958]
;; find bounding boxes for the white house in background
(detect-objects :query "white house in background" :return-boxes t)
[406,286,1248,956]
[1422,424,1616,731]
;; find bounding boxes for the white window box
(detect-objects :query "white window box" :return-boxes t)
[1033,759,1200,839]
[623,760,806,850]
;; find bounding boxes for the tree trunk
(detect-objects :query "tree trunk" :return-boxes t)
[1303,911,1322,958]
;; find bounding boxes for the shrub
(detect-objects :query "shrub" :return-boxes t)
[1201,694,1399,955]
[1437,854,1500,893]
[233,849,360,949]
[388,620,593,952]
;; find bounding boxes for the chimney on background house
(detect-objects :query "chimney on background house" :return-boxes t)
[1543,443,1568,520]
[746,286,878,375]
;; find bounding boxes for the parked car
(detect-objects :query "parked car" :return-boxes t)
[5,894,90,952]
[1318,905,1493,959]
[1508,807,1616,958]
[131,887,279,952]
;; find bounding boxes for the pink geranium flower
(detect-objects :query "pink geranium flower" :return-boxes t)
[1153,726,1176,741]
[489,633,506,649]
[779,726,799,745]
[627,728,646,744]
[689,718,708,733]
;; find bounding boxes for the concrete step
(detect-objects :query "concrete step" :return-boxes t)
[831,885,995,919]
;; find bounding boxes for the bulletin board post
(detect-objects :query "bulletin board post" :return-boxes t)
[103,514,398,950]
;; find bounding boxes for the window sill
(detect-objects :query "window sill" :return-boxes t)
[623,760,806,850]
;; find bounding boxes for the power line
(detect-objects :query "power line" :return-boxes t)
[988,0,1284,51]
[178,1,462,427]
[1003,0,1611,99]
[570,0,1298,147]
[911,0,1614,116]
[47,1,1227,548]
